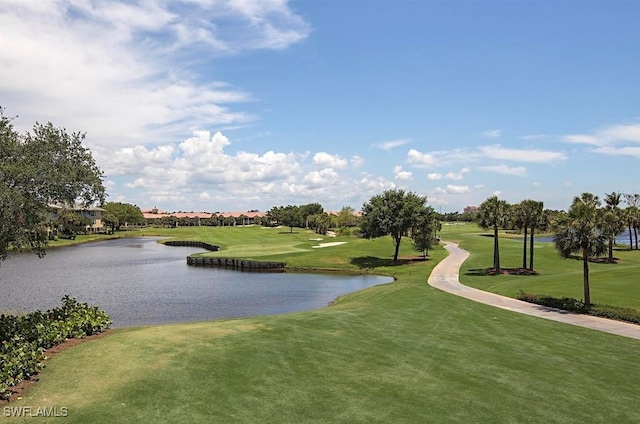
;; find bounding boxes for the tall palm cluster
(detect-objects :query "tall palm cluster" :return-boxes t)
[476,192,640,307]
[476,196,546,274]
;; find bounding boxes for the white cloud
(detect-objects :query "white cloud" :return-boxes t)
[350,155,365,167]
[374,139,411,150]
[407,149,439,168]
[594,146,640,158]
[564,123,640,145]
[444,167,470,180]
[479,145,566,163]
[427,173,443,180]
[477,165,527,176]
[482,129,501,139]
[312,152,348,169]
[393,165,413,180]
[435,185,471,195]
[199,192,212,200]
[302,168,340,187]
[0,0,309,147]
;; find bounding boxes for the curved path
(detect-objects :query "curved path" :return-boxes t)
[428,242,640,340]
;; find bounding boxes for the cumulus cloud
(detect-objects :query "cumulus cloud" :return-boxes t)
[427,173,443,180]
[435,185,471,195]
[393,165,413,180]
[312,152,348,169]
[407,149,439,168]
[445,167,470,180]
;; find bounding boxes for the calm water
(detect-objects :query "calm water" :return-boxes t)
[536,233,634,244]
[0,237,391,327]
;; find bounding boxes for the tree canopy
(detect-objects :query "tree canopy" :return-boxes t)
[476,196,511,273]
[553,193,607,306]
[0,108,105,261]
[360,189,434,261]
[103,202,144,230]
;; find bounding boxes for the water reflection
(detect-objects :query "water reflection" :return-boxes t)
[0,237,391,327]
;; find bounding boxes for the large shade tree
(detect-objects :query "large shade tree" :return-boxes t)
[553,193,607,307]
[476,196,511,273]
[360,189,434,261]
[103,202,144,230]
[0,108,105,261]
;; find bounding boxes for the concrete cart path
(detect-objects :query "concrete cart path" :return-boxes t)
[428,242,640,340]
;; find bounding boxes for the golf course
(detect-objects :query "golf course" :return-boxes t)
[4,223,640,423]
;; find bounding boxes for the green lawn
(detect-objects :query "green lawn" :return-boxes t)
[5,224,640,423]
[441,222,640,309]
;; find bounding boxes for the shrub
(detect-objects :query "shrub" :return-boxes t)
[0,296,111,400]
[516,291,587,312]
[517,291,640,325]
[588,304,640,324]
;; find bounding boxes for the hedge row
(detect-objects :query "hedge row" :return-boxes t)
[516,291,640,325]
[0,296,111,401]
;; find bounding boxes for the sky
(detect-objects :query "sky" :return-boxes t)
[2,0,640,214]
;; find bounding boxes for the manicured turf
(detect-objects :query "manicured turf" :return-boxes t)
[6,225,640,423]
[442,222,640,309]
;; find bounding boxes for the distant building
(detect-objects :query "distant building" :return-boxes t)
[141,207,266,226]
[49,204,106,233]
[463,205,478,214]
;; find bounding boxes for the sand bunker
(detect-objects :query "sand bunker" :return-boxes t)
[312,242,347,249]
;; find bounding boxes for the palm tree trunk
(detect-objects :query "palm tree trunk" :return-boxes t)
[529,224,535,271]
[608,236,614,263]
[634,224,638,250]
[522,226,528,269]
[629,224,633,250]
[493,226,500,272]
[583,247,591,307]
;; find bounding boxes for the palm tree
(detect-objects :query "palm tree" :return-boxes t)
[528,202,546,271]
[603,192,624,261]
[476,196,511,273]
[515,199,544,270]
[622,206,638,250]
[623,193,640,250]
[553,193,607,307]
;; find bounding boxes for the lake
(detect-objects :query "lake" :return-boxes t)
[0,237,392,327]
[535,233,634,245]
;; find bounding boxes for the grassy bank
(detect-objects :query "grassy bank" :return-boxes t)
[5,225,640,423]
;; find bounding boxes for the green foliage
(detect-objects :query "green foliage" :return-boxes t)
[553,193,608,306]
[516,291,640,324]
[103,202,144,229]
[361,189,434,261]
[516,291,587,312]
[0,296,111,400]
[0,108,105,261]
[476,196,512,271]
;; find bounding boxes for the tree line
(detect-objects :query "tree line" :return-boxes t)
[476,191,640,306]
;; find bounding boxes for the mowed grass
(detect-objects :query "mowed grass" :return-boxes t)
[441,222,640,309]
[6,225,640,423]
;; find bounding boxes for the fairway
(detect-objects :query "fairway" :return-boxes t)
[6,225,640,423]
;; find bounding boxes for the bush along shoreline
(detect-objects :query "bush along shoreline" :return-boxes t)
[0,295,111,401]
[516,291,640,325]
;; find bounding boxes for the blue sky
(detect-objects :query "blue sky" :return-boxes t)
[2,0,639,213]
